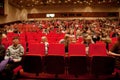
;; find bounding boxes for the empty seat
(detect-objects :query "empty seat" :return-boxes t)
[89,43,107,56]
[48,43,65,56]
[91,56,115,76]
[44,43,65,77]
[28,43,45,55]
[89,44,115,77]
[68,44,87,77]
[21,54,42,76]
[68,44,86,56]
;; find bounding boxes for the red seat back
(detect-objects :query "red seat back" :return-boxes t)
[48,43,65,56]
[28,43,45,55]
[68,44,86,56]
[89,44,107,57]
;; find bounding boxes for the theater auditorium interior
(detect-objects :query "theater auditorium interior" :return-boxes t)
[0,0,120,80]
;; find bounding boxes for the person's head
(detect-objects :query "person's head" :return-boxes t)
[76,29,81,35]
[71,36,76,43]
[12,37,20,46]
[70,29,74,35]
[64,34,70,41]
[41,36,48,43]
[85,36,92,43]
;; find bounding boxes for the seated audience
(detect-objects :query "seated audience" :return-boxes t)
[81,35,94,47]
[41,36,49,55]
[92,33,101,43]
[112,29,119,37]
[81,35,94,54]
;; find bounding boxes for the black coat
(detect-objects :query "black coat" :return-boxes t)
[0,44,5,62]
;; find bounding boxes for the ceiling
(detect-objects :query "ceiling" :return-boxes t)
[8,0,120,8]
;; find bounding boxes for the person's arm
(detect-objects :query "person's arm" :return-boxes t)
[19,45,24,56]
[4,47,10,60]
[12,58,21,62]
[59,39,64,44]
[108,51,120,57]
[108,43,120,57]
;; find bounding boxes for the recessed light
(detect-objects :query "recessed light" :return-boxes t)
[27,4,30,6]
[90,0,92,3]
[20,0,23,3]
[74,2,77,4]
[109,0,111,2]
[58,1,61,3]
[98,1,101,4]
[77,1,80,3]
[103,0,105,3]
[65,1,68,3]
[40,2,43,4]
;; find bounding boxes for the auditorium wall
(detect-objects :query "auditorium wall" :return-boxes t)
[21,5,120,20]
[0,1,120,24]
[0,0,21,24]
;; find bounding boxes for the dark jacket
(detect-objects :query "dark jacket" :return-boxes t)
[0,44,5,62]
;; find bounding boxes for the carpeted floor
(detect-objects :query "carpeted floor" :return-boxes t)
[17,71,120,80]
[1,68,120,80]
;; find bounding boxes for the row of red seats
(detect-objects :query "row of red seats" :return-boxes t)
[13,43,115,78]
[12,24,40,32]
[6,32,118,43]
[28,43,108,56]
[1,38,115,54]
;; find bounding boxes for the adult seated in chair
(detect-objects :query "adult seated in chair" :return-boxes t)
[108,35,120,79]
[41,36,49,55]
[108,35,120,69]
[0,36,24,79]
[59,34,71,53]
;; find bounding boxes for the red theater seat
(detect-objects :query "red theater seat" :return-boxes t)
[44,43,65,77]
[91,56,115,77]
[89,44,115,77]
[68,44,87,77]
[68,44,86,56]
[108,42,116,51]
[89,43,107,57]
[21,54,42,76]
[28,43,45,56]
[48,43,65,56]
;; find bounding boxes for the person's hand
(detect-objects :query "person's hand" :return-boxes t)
[13,59,20,62]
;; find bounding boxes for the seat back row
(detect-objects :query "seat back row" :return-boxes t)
[20,43,115,78]
[28,43,108,57]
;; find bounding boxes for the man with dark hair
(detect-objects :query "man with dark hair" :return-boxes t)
[0,36,24,79]
[5,36,24,62]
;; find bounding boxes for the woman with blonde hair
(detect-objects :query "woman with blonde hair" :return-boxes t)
[41,36,49,54]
